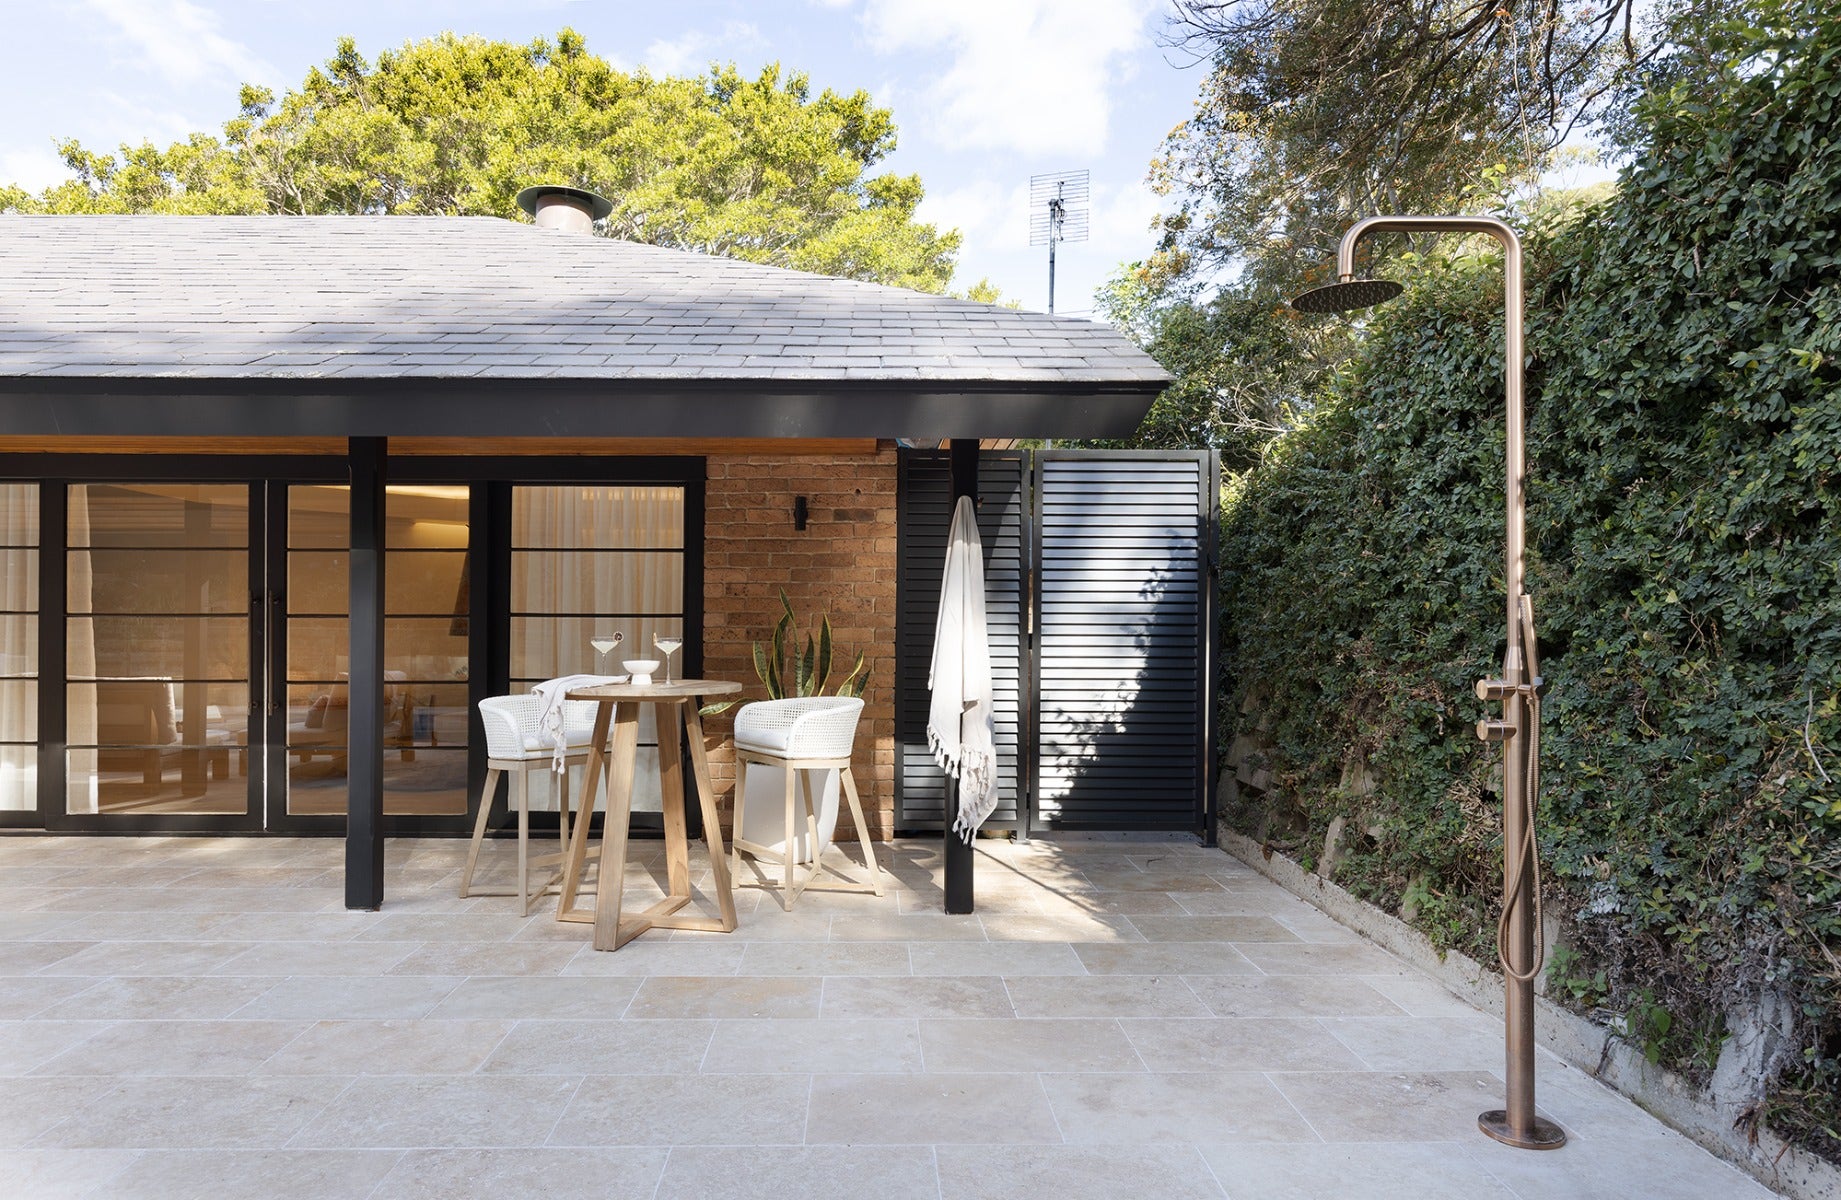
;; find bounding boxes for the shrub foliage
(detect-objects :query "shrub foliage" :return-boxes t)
[1219,4,1839,1157]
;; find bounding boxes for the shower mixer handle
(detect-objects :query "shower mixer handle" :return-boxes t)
[1476,677,1516,702]
[1475,675,1545,704]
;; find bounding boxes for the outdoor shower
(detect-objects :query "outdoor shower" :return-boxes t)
[1294,215,1567,1151]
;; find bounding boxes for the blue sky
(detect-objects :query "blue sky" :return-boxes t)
[0,0,1208,318]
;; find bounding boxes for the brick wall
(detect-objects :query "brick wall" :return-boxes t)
[702,445,899,839]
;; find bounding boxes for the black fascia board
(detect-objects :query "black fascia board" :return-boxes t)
[0,376,1161,441]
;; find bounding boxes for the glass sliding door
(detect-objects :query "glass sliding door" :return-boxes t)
[510,485,686,813]
[3,461,699,833]
[0,484,39,816]
[284,484,471,818]
[65,484,255,819]
[384,485,471,815]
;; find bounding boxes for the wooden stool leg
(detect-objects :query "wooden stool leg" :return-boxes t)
[802,769,820,864]
[781,759,797,910]
[731,757,749,883]
[559,703,614,918]
[840,766,883,896]
[459,767,502,898]
[516,766,532,916]
[555,761,573,889]
[789,766,819,906]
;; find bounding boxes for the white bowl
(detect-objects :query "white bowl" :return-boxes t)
[622,659,661,677]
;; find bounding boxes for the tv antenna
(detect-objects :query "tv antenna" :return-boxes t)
[1028,169,1089,314]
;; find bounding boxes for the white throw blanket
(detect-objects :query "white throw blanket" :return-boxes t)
[530,673,624,773]
[928,495,1000,843]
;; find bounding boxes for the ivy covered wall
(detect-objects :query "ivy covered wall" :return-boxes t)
[1219,9,1840,1160]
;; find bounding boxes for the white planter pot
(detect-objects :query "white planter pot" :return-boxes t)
[737,761,840,864]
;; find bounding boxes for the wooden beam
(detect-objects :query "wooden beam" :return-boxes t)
[0,436,882,457]
[0,436,347,455]
[394,438,880,457]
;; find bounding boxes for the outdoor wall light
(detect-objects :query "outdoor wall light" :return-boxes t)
[1295,215,1566,1151]
[793,495,809,531]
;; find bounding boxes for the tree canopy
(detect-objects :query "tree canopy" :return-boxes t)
[1091,266,1338,468]
[1151,0,1698,295]
[1091,0,1751,458]
[0,30,961,292]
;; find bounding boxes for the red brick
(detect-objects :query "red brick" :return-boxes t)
[704,448,899,836]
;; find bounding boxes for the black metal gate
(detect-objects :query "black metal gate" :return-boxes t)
[894,450,1029,831]
[895,448,1216,835]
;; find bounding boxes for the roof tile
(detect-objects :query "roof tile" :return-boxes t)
[0,216,1168,389]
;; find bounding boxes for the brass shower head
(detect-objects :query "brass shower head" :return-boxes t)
[1291,277,1404,313]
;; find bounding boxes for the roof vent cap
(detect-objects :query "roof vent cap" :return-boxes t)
[515,185,613,234]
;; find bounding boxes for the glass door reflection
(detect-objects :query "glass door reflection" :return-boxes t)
[65,483,254,818]
[284,484,471,819]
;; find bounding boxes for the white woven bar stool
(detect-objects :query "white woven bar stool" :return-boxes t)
[459,694,603,916]
[730,695,883,909]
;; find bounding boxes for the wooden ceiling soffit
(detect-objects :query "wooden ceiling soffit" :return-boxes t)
[0,436,881,457]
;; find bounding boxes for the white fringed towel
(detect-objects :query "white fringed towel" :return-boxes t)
[927,495,1000,843]
[530,673,624,773]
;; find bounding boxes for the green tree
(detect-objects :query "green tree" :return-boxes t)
[1092,266,1346,467]
[1,30,961,292]
[1153,0,1712,295]
[1093,0,1748,458]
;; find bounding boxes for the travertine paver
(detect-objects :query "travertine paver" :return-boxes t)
[0,834,1787,1199]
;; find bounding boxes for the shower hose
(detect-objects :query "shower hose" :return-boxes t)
[1496,681,1547,985]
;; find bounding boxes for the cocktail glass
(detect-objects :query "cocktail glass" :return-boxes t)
[590,632,623,673]
[654,635,683,684]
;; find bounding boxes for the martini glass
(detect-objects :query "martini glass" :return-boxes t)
[653,634,683,684]
[590,632,623,674]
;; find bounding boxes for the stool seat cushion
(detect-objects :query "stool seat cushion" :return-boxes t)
[515,722,597,755]
[734,729,795,756]
[733,696,865,760]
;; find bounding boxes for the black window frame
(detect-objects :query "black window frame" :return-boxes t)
[0,452,705,838]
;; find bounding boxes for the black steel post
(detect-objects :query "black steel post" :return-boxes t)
[944,438,978,914]
[345,437,387,910]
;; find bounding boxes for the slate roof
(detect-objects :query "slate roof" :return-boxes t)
[0,216,1168,386]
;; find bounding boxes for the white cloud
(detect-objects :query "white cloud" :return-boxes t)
[916,178,1032,253]
[643,20,765,77]
[1087,178,1161,260]
[83,0,277,90]
[1,146,72,192]
[95,91,200,145]
[918,174,1162,312]
[857,0,1161,157]
[922,176,1157,261]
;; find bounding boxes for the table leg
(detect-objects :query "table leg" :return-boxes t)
[556,700,613,921]
[658,701,691,900]
[683,703,739,932]
[592,702,641,951]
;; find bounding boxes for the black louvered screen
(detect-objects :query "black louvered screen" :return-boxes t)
[1032,451,1213,831]
[894,450,1028,831]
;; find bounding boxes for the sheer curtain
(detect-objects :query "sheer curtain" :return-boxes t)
[65,485,98,814]
[512,486,685,678]
[511,486,685,814]
[0,485,39,810]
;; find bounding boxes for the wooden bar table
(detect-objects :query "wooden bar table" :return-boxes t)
[554,679,742,951]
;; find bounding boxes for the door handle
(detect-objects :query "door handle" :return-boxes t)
[267,591,285,718]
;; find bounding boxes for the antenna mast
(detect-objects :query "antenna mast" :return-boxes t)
[1028,170,1089,314]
